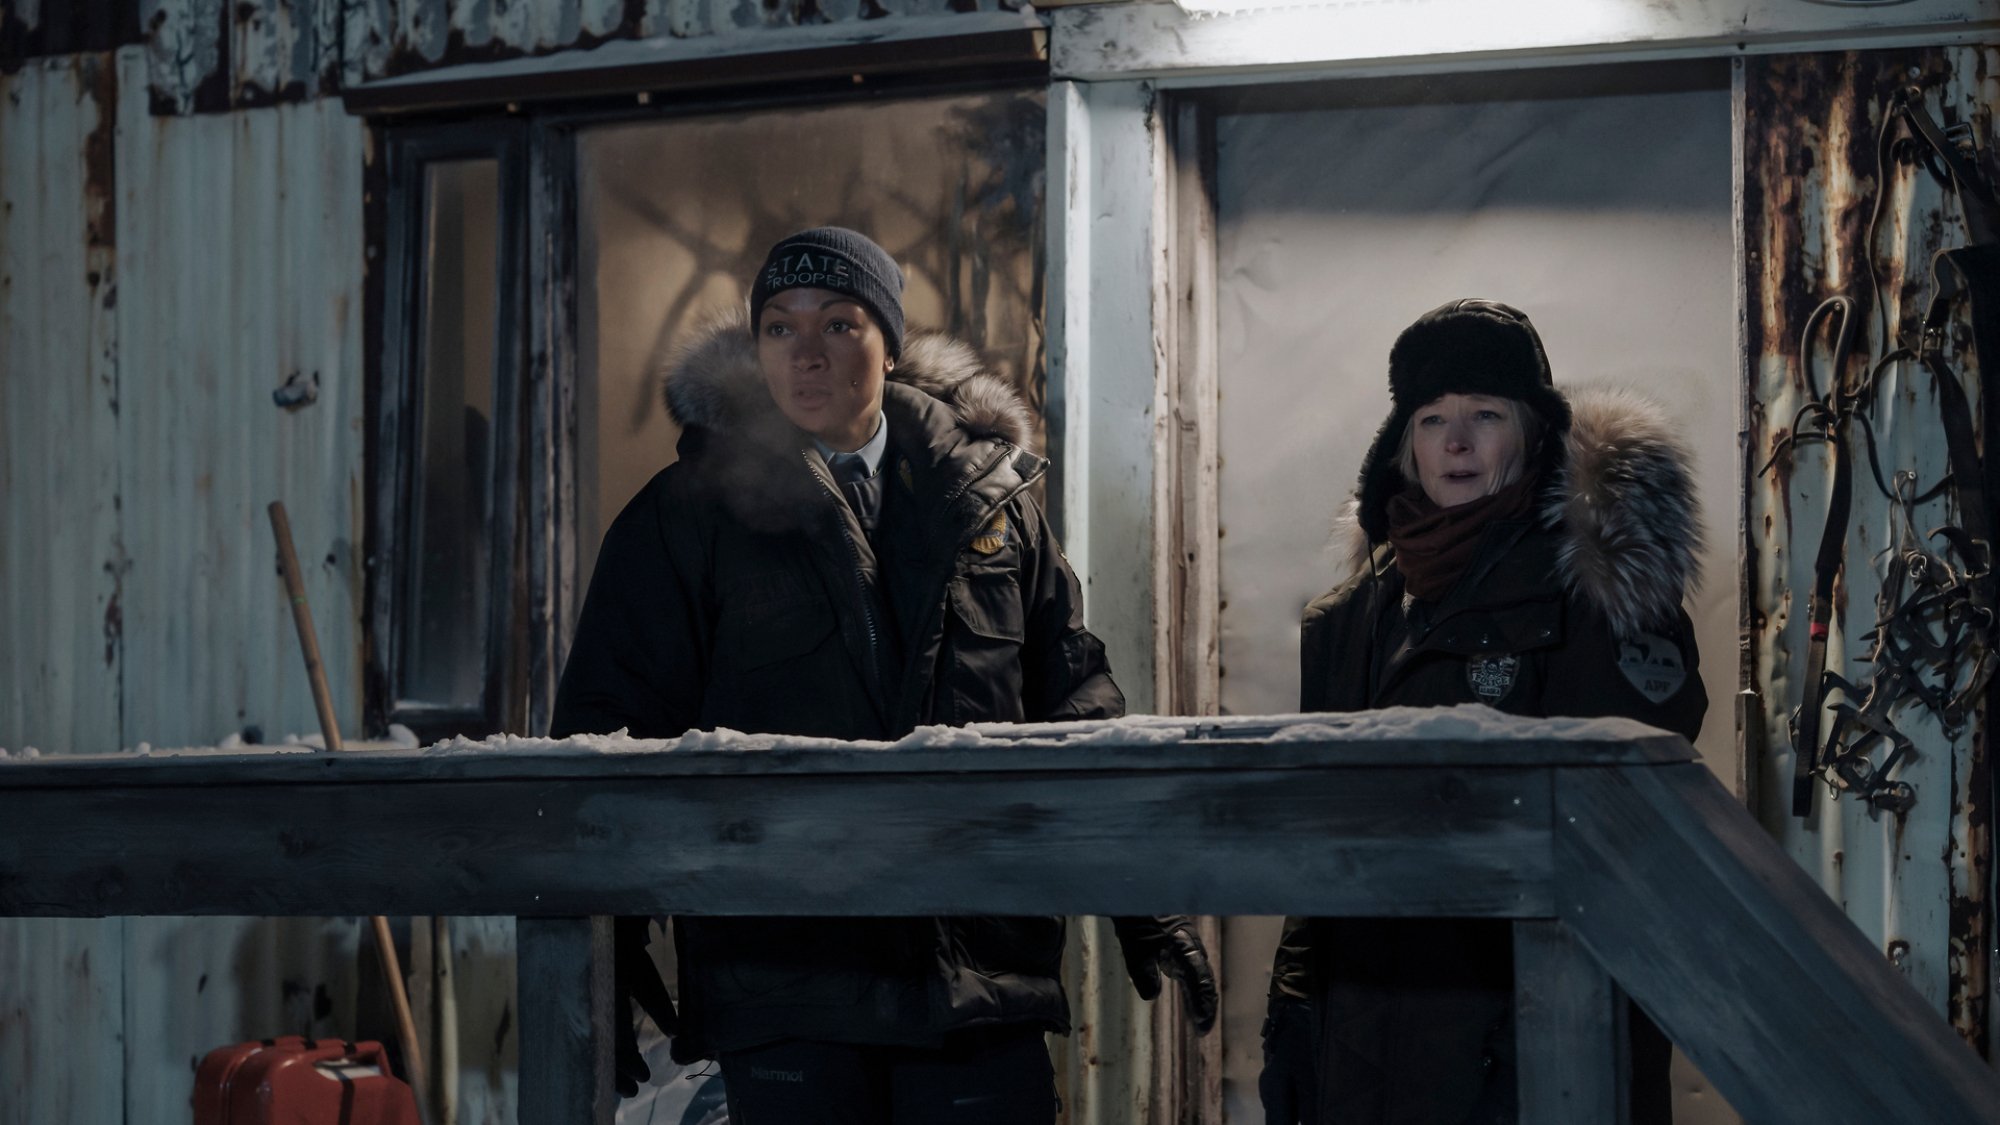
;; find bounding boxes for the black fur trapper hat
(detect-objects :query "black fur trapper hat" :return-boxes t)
[1354,298,1573,541]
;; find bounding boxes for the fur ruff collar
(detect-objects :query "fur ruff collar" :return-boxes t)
[1336,386,1702,638]
[662,312,1033,449]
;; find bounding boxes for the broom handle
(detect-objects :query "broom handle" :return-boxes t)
[372,915,434,1123]
[267,501,433,1123]
[267,502,342,753]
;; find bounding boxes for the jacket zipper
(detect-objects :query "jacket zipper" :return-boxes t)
[804,450,883,692]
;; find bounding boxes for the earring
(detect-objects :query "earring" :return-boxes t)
[850,380,859,388]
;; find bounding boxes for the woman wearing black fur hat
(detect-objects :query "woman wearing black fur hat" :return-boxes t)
[1259,299,1707,1125]
[551,227,1217,1124]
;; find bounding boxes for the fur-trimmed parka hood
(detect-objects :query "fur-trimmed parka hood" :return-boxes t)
[656,313,1038,533]
[663,312,1033,449]
[1339,385,1702,638]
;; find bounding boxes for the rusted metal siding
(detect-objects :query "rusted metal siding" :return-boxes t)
[113,44,366,748]
[125,0,1028,113]
[356,0,1029,77]
[0,56,123,755]
[0,52,131,1125]
[1744,47,1996,1051]
[111,52,373,1117]
[140,0,346,114]
[1,44,374,1122]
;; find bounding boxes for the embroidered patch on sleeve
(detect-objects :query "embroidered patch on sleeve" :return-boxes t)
[971,511,1009,555]
[1466,654,1520,704]
[1617,632,1688,703]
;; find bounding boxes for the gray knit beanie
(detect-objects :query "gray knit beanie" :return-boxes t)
[748,227,906,360]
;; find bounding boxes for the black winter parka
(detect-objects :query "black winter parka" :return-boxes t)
[1272,387,1708,1125]
[551,320,1122,1060]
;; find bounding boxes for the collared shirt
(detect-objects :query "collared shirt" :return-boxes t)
[816,412,889,539]
[814,411,888,479]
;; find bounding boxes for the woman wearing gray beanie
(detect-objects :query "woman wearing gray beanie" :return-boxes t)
[552,227,1217,1124]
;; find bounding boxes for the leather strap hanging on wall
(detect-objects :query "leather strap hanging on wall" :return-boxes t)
[1766,82,2000,818]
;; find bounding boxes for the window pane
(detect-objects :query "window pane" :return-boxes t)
[575,90,1046,585]
[399,158,500,710]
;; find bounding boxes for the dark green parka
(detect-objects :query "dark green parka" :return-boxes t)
[1272,387,1708,1124]
[551,318,1124,1059]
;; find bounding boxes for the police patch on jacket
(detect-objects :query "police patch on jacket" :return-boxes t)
[971,511,1009,555]
[1617,632,1688,703]
[1466,653,1520,704]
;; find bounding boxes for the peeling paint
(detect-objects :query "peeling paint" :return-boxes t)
[80,53,115,275]
[129,0,1018,113]
[1746,47,1996,1052]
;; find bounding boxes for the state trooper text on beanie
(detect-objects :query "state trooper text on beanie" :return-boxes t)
[748,227,906,360]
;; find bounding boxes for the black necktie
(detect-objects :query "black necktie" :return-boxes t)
[829,453,883,538]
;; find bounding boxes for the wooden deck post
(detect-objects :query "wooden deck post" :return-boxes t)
[517,916,615,1125]
[1513,918,1628,1124]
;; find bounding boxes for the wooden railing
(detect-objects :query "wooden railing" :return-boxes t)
[2,709,1993,1123]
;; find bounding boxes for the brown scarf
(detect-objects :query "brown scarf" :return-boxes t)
[1385,475,1539,601]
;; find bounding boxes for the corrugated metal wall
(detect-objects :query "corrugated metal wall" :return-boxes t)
[4,27,364,758]
[112,45,366,747]
[116,38,373,1120]
[0,42,372,1125]
[0,54,122,755]
[0,53,130,1125]
[1744,46,1997,1049]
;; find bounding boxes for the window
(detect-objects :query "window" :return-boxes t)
[368,87,1046,739]
[370,126,527,741]
[575,88,1047,583]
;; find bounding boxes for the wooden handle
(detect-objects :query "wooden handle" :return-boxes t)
[268,501,432,1121]
[266,501,343,753]
[372,915,434,1124]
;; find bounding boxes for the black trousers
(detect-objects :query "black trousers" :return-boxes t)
[1284,919,1673,1125]
[718,1026,1058,1125]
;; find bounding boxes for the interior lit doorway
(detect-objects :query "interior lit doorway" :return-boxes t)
[1191,60,1741,1124]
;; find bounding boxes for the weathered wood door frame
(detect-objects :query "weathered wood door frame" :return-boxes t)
[1154,92,1226,1125]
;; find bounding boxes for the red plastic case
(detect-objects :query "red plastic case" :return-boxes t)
[192,1036,421,1125]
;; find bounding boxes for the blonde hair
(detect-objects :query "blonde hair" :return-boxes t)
[1394,397,1542,495]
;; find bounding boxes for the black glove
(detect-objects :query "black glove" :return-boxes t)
[1111,916,1218,1033]
[1259,991,1319,1125]
[613,916,679,1099]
